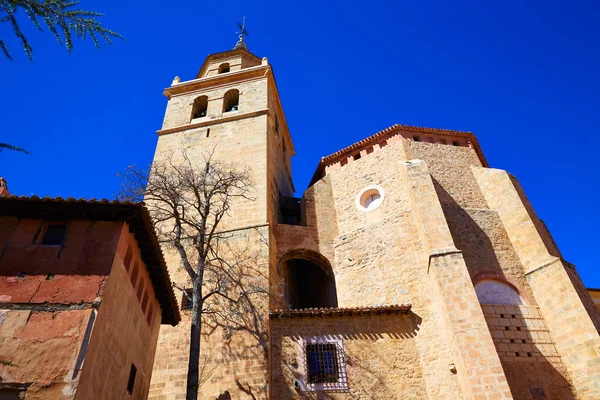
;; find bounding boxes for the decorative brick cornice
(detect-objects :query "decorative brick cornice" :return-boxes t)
[269,304,412,319]
[309,124,489,186]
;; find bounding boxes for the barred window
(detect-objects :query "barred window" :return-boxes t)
[306,343,339,384]
[181,288,193,310]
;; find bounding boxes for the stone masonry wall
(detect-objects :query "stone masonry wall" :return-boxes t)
[286,141,467,398]
[473,167,600,399]
[150,228,270,400]
[271,314,427,399]
[482,304,574,399]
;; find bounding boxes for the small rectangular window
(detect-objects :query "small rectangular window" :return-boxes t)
[306,343,339,384]
[124,246,133,272]
[141,291,149,313]
[182,288,193,310]
[130,263,139,288]
[413,136,421,142]
[353,153,361,161]
[146,305,153,326]
[127,364,137,394]
[41,223,68,245]
[136,279,144,301]
[452,140,460,146]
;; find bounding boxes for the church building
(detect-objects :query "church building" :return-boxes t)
[148,37,600,400]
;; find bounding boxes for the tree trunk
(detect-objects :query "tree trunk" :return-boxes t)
[186,278,202,400]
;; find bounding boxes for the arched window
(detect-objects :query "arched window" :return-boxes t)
[191,95,208,120]
[280,251,337,310]
[218,63,230,74]
[475,280,525,305]
[223,89,239,113]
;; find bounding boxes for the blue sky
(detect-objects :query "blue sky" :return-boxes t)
[1,1,599,287]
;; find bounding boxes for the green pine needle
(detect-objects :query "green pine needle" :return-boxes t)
[0,0,124,60]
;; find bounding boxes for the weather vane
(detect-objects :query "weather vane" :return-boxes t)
[234,16,249,50]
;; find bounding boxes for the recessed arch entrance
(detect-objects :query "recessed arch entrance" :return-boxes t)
[278,249,337,310]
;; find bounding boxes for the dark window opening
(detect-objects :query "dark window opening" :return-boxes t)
[42,223,67,245]
[130,263,139,288]
[0,389,24,400]
[146,305,153,326]
[413,136,421,142]
[127,364,137,395]
[181,288,193,310]
[274,114,280,135]
[124,246,133,272]
[353,153,361,161]
[206,128,210,138]
[283,258,337,310]
[136,279,144,301]
[218,63,230,74]
[306,343,339,384]
[141,291,149,313]
[452,140,460,146]
[278,196,303,226]
[223,89,239,112]
[192,96,208,119]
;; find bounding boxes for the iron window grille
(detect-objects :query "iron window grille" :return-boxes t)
[298,337,348,392]
[306,343,339,383]
[181,288,193,310]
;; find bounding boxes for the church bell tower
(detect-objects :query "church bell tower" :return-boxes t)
[148,31,293,399]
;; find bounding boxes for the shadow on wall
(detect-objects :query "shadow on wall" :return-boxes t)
[199,228,279,399]
[272,312,423,399]
[432,179,576,399]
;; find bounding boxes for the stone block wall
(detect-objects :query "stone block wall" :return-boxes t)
[150,228,270,400]
[482,304,575,399]
[270,314,431,399]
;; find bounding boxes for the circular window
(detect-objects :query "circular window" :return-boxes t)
[356,185,385,212]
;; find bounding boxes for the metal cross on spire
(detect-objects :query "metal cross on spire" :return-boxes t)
[233,16,249,50]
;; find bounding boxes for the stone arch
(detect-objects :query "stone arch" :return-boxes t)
[278,249,337,310]
[191,95,208,120]
[223,89,239,112]
[475,278,526,305]
[218,63,230,74]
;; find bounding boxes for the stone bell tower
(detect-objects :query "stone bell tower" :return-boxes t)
[148,35,293,399]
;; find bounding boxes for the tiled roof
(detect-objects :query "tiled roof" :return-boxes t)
[269,304,412,319]
[0,195,181,325]
[309,123,489,186]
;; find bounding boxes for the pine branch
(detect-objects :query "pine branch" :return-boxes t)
[0,142,31,154]
[0,0,124,60]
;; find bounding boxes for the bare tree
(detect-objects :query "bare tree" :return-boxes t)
[119,148,276,400]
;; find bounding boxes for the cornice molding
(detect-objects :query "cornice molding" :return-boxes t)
[157,109,269,136]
